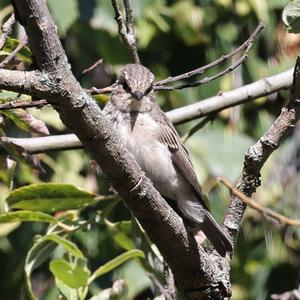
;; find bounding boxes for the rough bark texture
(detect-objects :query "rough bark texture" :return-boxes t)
[222,55,300,243]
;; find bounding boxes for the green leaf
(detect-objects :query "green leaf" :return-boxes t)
[25,234,85,300]
[282,0,300,33]
[48,0,79,36]
[50,257,90,288]
[106,220,134,250]
[6,183,96,213]
[0,211,57,224]
[89,249,145,283]
[43,234,84,257]
[55,278,79,300]
[1,37,32,63]
[25,237,59,300]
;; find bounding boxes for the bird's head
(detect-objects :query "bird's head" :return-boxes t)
[120,63,154,96]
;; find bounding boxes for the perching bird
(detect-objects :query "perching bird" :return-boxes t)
[103,63,232,256]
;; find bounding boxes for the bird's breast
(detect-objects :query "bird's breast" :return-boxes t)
[113,111,180,199]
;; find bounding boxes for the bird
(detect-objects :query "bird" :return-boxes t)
[103,63,233,257]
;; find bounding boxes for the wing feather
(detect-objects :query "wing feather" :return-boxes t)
[150,103,208,209]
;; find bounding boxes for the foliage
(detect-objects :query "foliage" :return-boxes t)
[0,1,299,300]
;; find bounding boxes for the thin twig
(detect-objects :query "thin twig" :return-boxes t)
[85,85,113,95]
[79,58,103,79]
[0,13,15,50]
[219,177,300,227]
[111,0,140,63]
[0,35,28,68]
[0,85,114,110]
[155,22,264,90]
[0,99,48,110]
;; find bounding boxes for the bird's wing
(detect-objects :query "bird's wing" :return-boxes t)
[150,103,208,209]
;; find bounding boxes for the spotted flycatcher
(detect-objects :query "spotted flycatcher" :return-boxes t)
[103,64,232,256]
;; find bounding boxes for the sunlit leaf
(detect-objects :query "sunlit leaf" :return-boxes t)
[6,183,96,213]
[89,249,145,283]
[25,233,85,299]
[282,0,300,33]
[0,210,57,224]
[48,0,79,36]
[50,257,90,288]
[1,37,32,63]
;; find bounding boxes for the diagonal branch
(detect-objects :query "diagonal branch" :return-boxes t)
[219,177,300,227]
[155,22,264,90]
[222,54,300,244]
[0,35,28,68]
[111,0,140,63]
[0,13,15,49]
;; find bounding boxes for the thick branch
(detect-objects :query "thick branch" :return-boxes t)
[0,69,53,98]
[222,55,300,244]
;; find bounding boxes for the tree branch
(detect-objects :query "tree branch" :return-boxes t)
[222,54,300,244]
[0,69,53,98]
[0,35,28,68]
[0,13,15,49]
[219,177,300,227]
[155,22,264,90]
[165,68,293,124]
[111,0,140,63]
[0,68,293,154]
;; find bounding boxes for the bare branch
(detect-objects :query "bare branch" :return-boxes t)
[0,99,48,110]
[222,54,300,244]
[85,85,113,95]
[0,13,15,49]
[79,58,103,79]
[0,69,53,98]
[168,68,293,124]
[0,134,81,154]
[219,177,300,227]
[111,0,140,63]
[155,22,264,90]
[0,35,28,68]
[0,68,293,154]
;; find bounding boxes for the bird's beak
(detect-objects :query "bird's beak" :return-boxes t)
[132,90,144,100]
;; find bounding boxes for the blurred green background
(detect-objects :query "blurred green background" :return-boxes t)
[0,0,300,299]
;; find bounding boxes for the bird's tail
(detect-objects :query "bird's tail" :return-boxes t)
[199,210,233,257]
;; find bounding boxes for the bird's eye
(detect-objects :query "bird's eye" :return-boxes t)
[144,84,153,95]
[122,80,131,92]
